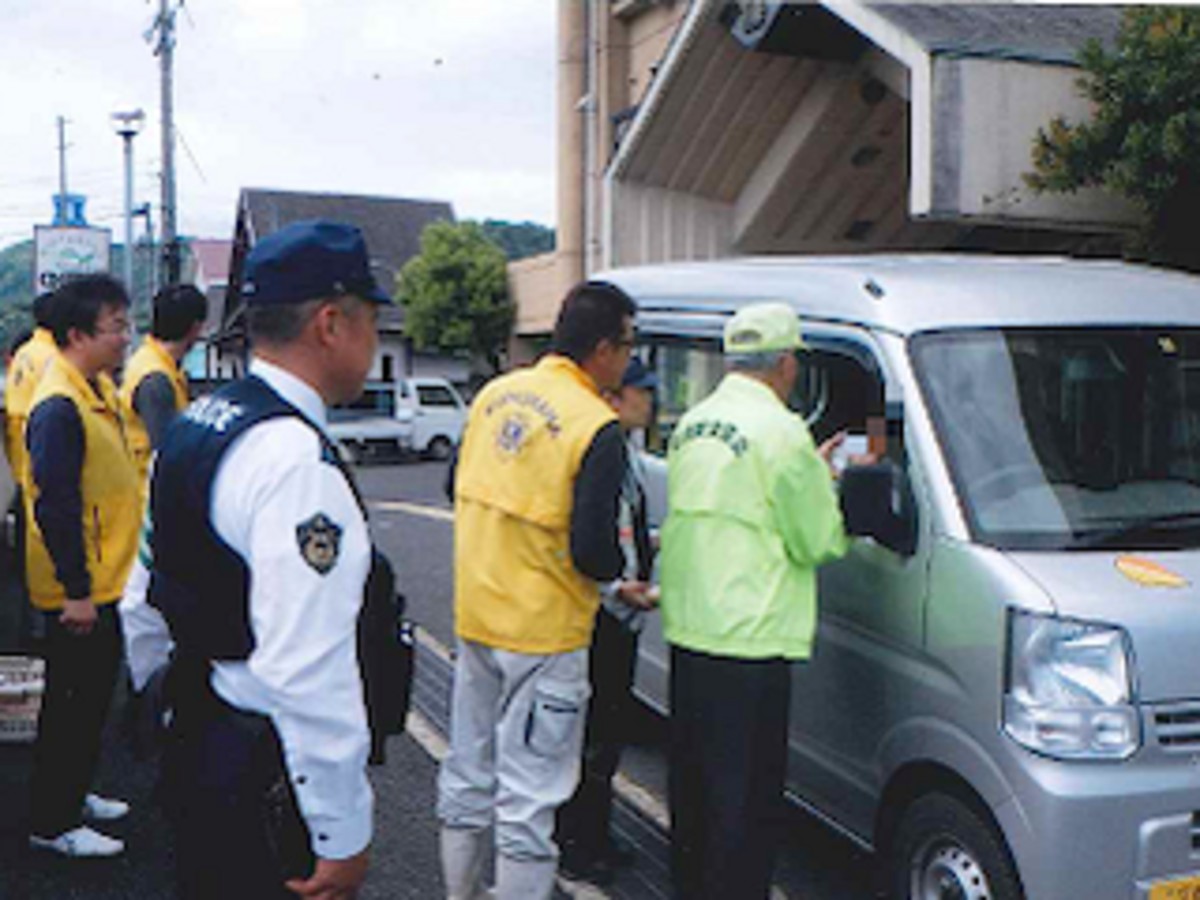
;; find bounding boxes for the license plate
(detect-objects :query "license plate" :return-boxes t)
[1150,876,1200,900]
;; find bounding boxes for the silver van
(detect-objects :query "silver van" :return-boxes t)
[600,255,1200,900]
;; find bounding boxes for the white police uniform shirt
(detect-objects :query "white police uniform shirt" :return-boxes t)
[121,357,373,859]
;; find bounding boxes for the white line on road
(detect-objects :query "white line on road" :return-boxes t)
[404,627,793,900]
[371,500,454,522]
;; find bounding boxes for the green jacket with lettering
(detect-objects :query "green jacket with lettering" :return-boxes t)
[660,373,847,660]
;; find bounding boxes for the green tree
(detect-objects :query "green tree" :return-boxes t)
[478,219,555,261]
[397,220,514,373]
[1028,7,1200,270]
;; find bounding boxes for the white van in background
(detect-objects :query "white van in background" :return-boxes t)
[329,376,466,463]
[396,377,466,460]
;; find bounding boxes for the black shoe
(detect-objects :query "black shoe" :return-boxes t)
[559,845,616,887]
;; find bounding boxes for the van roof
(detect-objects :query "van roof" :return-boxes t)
[596,255,1200,336]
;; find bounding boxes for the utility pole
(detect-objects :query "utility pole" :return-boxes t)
[111,110,145,306]
[56,116,68,225]
[153,0,180,286]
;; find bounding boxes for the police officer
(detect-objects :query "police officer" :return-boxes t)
[661,303,857,899]
[439,281,634,900]
[147,220,385,899]
[25,274,139,858]
[119,283,208,502]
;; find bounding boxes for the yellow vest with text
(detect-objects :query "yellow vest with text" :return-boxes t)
[25,358,140,610]
[4,329,59,490]
[119,336,189,495]
[454,355,616,653]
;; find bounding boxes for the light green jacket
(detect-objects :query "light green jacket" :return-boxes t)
[661,373,847,660]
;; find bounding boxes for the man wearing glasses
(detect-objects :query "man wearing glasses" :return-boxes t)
[439,281,635,900]
[24,274,139,858]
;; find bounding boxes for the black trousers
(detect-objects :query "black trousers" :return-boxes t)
[557,607,640,854]
[166,677,312,900]
[668,645,791,900]
[29,603,123,838]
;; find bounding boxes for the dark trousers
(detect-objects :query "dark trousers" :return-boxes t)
[166,679,312,900]
[668,645,791,900]
[29,602,122,838]
[557,607,639,854]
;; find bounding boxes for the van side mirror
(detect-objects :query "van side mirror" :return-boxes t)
[839,461,917,557]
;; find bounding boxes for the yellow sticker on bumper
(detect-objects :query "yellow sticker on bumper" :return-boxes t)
[1116,555,1189,589]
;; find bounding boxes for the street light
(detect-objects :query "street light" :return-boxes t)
[110,109,145,320]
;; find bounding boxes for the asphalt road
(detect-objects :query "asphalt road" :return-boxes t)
[360,460,877,900]
[0,459,875,899]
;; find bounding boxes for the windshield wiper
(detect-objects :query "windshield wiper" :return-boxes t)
[1070,511,1200,549]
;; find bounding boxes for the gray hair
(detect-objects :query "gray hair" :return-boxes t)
[726,349,791,373]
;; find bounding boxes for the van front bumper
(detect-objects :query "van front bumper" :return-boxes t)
[999,708,1200,900]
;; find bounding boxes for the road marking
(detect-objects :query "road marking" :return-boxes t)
[371,499,454,522]
[406,626,793,900]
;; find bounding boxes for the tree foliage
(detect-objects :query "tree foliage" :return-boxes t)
[1028,7,1200,270]
[478,219,555,261]
[397,220,514,372]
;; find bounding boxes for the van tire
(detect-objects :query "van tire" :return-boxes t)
[427,436,453,461]
[888,791,1022,900]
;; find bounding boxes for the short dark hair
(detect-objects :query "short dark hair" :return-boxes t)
[246,297,324,347]
[152,284,209,340]
[551,281,636,364]
[32,292,56,329]
[8,328,32,359]
[51,274,129,347]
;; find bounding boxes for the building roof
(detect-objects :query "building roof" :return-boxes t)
[239,188,453,278]
[599,254,1200,337]
[865,2,1125,65]
[222,188,455,338]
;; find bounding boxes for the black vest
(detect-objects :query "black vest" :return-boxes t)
[149,375,361,660]
[150,375,411,760]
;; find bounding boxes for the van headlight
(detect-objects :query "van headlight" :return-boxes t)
[1003,610,1140,760]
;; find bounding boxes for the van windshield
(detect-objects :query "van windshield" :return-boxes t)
[912,328,1200,551]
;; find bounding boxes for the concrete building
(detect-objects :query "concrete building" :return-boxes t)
[510,0,1138,354]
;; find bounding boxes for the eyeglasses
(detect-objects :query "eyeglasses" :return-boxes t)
[93,319,132,337]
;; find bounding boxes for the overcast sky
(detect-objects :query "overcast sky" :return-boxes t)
[0,0,557,252]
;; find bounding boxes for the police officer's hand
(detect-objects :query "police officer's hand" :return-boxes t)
[285,849,369,899]
[59,598,97,636]
[618,580,659,610]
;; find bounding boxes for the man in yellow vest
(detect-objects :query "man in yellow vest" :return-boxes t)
[25,274,139,859]
[4,291,60,480]
[439,281,636,900]
[119,283,208,497]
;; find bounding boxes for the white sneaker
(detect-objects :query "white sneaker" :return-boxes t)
[82,793,130,822]
[29,826,125,858]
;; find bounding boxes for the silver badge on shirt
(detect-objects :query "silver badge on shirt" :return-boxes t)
[296,513,343,575]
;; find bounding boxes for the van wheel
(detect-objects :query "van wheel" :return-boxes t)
[888,792,1022,900]
[427,436,453,461]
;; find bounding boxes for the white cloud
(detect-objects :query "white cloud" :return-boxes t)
[0,0,556,251]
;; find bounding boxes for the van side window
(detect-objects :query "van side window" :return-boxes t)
[798,348,897,465]
[645,341,724,454]
[330,386,397,421]
[417,385,460,408]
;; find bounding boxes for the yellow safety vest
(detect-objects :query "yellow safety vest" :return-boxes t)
[119,336,189,495]
[4,328,60,490]
[25,358,140,610]
[454,355,616,653]
[661,374,847,660]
